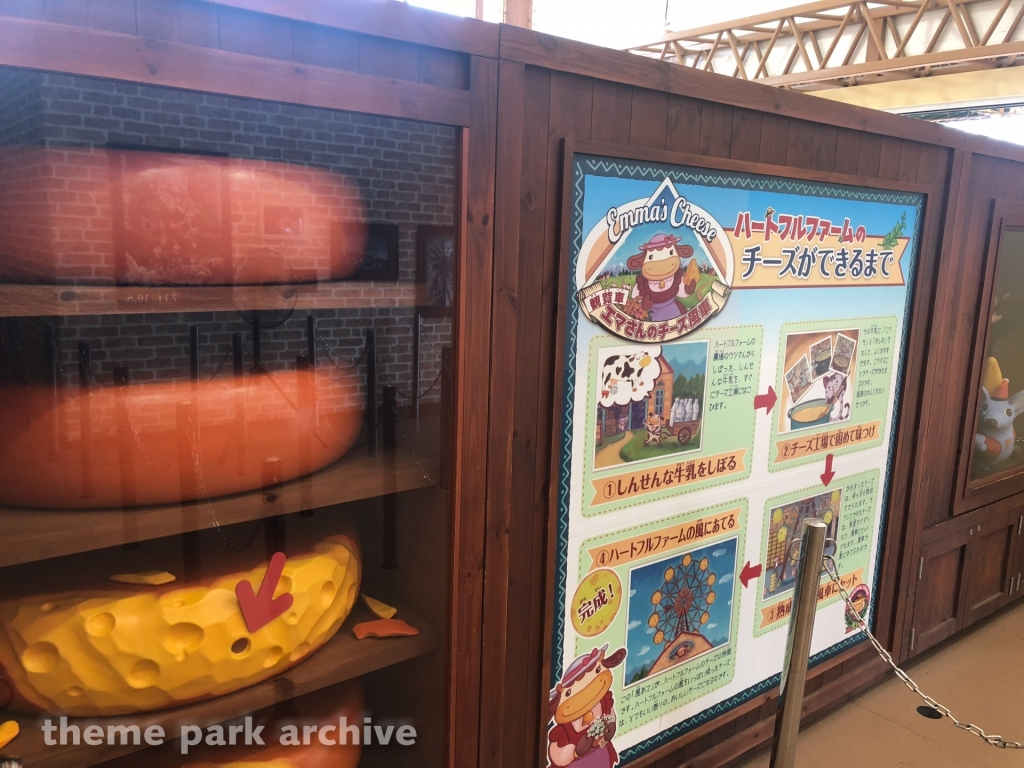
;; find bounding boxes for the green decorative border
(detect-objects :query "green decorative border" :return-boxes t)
[752,470,880,638]
[582,327,761,516]
[769,317,898,472]
[575,498,748,733]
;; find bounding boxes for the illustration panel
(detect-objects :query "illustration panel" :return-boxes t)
[583,328,761,516]
[557,499,747,753]
[594,340,709,470]
[778,328,858,436]
[770,318,896,470]
[624,537,737,686]
[551,152,922,766]
[762,489,840,602]
[753,471,880,636]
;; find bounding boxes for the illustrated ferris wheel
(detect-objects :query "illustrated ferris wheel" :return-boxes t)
[648,553,717,646]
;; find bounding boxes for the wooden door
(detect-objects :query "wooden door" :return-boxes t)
[909,529,971,655]
[964,509,1017,624]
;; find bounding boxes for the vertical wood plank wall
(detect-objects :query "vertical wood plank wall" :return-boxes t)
[8,3,1024,766]
[483,46,964,768]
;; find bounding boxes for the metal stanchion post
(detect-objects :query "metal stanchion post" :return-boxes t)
[770,518,827,768]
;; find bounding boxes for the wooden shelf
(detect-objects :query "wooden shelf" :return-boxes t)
[6,603,437,768]
[0,447,439,568]
[0,281,426,317]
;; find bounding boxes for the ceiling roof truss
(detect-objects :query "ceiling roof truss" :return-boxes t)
[628,0,1024,90]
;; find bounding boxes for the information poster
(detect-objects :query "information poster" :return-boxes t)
[546,154,921,767]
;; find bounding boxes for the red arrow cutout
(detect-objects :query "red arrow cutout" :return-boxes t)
[753,386,777,414]
[740,561,763,588]
[821,453,836,486]
[236,551,294,633]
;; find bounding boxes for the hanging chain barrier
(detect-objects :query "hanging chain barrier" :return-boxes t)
[317,328,448,403]
[821,542,1023,750]
[72,323,448,548]
[187,431,264,553]
[385,395,445,492]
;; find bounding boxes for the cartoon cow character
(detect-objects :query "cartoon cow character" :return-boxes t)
[626,233,702,322]
[975,357,1024,465]
[548,645,627,768]
[600,352,655,400]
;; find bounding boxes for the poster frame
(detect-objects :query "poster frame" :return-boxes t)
[540,138,934,767]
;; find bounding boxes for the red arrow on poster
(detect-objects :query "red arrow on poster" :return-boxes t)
[740,561,763,587]
[820,453,836,486]
[236,551,294,633]
[753,386,777,414]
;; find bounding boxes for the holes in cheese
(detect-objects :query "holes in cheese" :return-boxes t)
[0,532,361,716]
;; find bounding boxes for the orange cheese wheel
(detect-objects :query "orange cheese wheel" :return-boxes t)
[0,147,369,285]
[182,681,363,768]
[0,366,363,509]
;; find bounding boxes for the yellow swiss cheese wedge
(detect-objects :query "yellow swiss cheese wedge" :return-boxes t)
[0,534,360,716]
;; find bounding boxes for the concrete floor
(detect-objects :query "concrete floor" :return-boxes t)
[737,600,1024,767]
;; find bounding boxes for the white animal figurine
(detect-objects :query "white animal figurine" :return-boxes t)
[975,357,1024,465]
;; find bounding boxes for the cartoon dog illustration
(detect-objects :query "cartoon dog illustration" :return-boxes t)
[823,373,850,423]
[547,645,627,768]
[626,233,701,322]
[975,357,1024,465]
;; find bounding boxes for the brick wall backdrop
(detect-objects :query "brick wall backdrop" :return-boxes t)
[0,66,455,404]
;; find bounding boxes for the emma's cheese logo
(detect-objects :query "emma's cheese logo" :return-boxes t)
[576,178,732,343]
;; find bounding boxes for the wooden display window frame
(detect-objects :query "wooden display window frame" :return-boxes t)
[0,4,499,766]
[540,137,939,768]
[955,199,1024,513]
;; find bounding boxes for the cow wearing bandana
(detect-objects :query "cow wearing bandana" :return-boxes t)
[626,233,701,322]
[547,645,627,768]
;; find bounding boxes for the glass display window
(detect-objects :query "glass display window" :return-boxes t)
[0,64,463,768]
[960,201,1024,510]
[971,230,1024,481]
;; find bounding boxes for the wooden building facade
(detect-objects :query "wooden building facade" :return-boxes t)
[0,1,1023,766]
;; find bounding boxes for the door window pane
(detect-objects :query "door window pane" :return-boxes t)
[972,229,1024,482]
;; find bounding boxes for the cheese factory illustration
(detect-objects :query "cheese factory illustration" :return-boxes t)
[0,532,361,716]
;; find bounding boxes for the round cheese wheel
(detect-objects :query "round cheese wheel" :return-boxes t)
[0,365,363,509]
[0,533,361,716]
[183,681,363,768]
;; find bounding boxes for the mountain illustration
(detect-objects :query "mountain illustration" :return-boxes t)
[671,358,706,379]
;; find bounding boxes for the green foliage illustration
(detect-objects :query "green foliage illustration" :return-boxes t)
[880,212,907,250]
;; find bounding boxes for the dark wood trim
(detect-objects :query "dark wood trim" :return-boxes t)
[954,199,1024,513]
[928,492,1024,542]
[448,52,499,768]
[498,25,967,151]
[0,16,472,125]
[204,0,499,58]
[537,135,579,768]
[478,56,525,768]
[894,147,971,661]
[570,137,934,194]
[0,449,435,568]
[871,153,949,656]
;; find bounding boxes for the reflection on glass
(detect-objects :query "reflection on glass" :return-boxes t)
[972,229,1024,481]
[0,65,457,768]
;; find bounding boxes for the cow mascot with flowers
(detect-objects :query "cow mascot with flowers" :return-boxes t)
[547,644,628,768]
